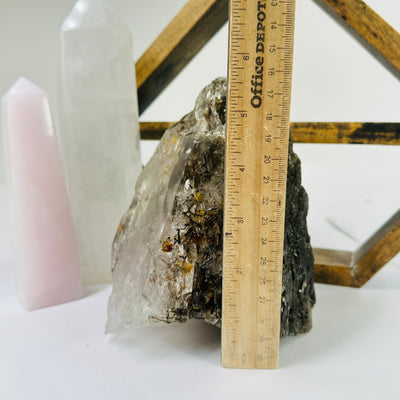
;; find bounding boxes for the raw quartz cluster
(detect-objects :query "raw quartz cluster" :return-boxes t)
[106,78,316,336]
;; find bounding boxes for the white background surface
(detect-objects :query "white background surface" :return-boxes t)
[0,0,400,399]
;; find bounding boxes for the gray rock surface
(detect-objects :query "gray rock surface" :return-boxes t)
[106,78,315,336]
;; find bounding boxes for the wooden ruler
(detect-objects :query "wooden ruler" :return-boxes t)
[222,0,296,369]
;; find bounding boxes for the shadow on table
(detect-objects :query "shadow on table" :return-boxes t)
[107,284,385,368]
[109,318,221,364]
[279,284,385,368]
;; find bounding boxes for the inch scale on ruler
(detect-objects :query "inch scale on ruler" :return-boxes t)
[222,0,296,369]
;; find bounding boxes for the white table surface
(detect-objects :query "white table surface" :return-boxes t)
[1,145,399,400]
[1,1,400,399]
[1,273,400,400]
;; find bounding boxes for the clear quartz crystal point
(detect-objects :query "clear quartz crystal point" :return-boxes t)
[2,78,83,310]
[60,0,142,283]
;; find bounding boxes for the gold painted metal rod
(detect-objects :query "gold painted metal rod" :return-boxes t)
[315,0,400,79]
[352,208,400,287]
[313,248,357,287]
[313,208,400,287]
[135,0,228,115]
[140,122,400,144]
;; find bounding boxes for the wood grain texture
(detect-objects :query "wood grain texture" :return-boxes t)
[221,0,296,369]
[315,0,400,78]
[140,122,400,144]
[136,0,228,115]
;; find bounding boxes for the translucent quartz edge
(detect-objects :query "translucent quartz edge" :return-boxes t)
[3,77,46,98]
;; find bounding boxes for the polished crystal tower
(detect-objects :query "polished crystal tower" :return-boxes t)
[60,0,142,283]
[2,78,83,310]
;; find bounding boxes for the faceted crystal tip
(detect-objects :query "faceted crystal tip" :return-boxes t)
[62,0,111,31]
[3,77,46,99]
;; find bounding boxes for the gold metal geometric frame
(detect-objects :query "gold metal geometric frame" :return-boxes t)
[135,0,400,288]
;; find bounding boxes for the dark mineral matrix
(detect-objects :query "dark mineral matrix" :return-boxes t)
[106,78,315,337]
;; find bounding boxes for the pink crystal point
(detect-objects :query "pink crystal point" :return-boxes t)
[2,77,83,310]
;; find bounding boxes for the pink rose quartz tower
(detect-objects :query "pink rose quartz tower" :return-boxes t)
[2,78,83,310]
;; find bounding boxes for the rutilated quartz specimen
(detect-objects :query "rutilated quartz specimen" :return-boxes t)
[106,78,315,336]
[59,0,141,283]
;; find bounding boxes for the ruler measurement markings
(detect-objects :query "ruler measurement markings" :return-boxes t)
[222,0,295,369]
